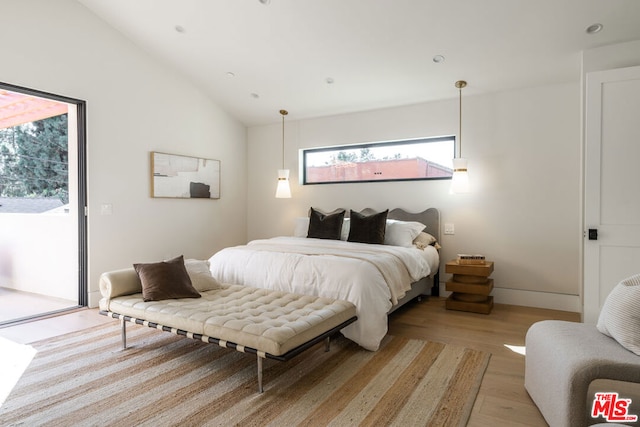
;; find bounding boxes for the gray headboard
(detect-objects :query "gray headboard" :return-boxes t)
[357,207,440,242]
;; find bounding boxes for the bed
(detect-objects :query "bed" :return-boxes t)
[208,207,440,351]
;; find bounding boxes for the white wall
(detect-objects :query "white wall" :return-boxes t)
[248,82,582,312]
[0,214,77,301]
[582,40,640,74]
[0,0,247,306]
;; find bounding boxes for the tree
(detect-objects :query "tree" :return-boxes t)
[333,151,357,163]
[0,114,68,203]
[359,148,374,162]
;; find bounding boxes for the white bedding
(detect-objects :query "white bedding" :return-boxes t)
[208,237,438,351]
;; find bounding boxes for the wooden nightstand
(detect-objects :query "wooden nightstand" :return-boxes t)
[444,260,494,314]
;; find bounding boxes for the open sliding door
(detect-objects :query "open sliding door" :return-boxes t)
[0,82,86,324]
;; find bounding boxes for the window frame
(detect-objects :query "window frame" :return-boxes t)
[301,135,455,185]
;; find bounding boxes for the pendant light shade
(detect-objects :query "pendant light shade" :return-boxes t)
[275,109,292,198]
[451,80,470,194]
[275,169,292,198]
[451,158,469,194]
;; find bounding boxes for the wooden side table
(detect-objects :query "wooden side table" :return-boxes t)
[445,260,494,314]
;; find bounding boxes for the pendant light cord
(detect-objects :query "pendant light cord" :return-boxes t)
[459,86,462,158]
[280,109,288,169]
[455,81,466,159]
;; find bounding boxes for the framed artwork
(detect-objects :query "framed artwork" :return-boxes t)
[151,151,220,199]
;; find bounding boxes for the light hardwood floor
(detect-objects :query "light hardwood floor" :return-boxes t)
[0,287,78,325]
[0,298,579,426]
[0,307,111,344]
[388,297,580,426]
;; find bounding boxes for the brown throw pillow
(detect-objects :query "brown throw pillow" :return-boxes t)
[347,209,389,244]
[307,207,345,240]
[134,255,201,301]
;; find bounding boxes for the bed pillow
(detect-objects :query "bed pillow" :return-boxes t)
[294,217,310,237]
[384,220,425,247]
[134,255,201,302]
[340,218,351,240]
[184,258,221,292]
[596,274,640,356]
[307,207,345,240]
[348,209,389,244]
[413,231,438,249]
[295,216,350,240]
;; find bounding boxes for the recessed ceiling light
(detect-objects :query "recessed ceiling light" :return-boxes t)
[433,55,445,63]
[250,93,260,99]
[175,25,185,33]
[259,0,271,4]
[325,77,335,84]
[586,23,603,34]
[226,72,236,78]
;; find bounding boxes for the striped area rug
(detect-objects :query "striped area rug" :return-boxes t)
[0,322,490,426]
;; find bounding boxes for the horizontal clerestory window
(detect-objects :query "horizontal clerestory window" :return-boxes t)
[302,136,455,185]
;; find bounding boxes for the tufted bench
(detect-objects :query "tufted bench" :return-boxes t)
[98,268,357,392]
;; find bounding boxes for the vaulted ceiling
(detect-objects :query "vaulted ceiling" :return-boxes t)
[77,0,640,126]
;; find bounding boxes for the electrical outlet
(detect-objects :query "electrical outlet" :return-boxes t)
[444,223,455,235]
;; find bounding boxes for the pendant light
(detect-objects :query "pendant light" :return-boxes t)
[275,109,292,198]
[450,80,470,194]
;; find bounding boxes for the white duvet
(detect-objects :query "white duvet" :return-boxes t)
[208,237,438,351]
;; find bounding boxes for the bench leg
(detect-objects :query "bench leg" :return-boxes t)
[325,336,330,352]
[121,317,127,349]
[257,355,264,393]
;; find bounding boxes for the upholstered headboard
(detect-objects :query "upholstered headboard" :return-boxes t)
[358,208,440,243]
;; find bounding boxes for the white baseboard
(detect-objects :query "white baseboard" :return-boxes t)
[439,284,581,314]
[88,291,101,309]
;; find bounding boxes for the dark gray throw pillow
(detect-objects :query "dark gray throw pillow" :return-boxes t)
[307,207,345,240]
[347,209,389,244]
[134,255,201,302]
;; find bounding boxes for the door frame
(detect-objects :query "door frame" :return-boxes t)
[583,65,640,324]
[0,81,87,307]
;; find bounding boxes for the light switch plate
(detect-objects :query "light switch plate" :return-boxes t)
[100,204,113,215]
[444,223,455,235]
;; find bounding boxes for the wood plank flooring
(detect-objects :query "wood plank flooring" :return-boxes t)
[388,297,580,426]
[0,287,78,325]
[0,298,580,426]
